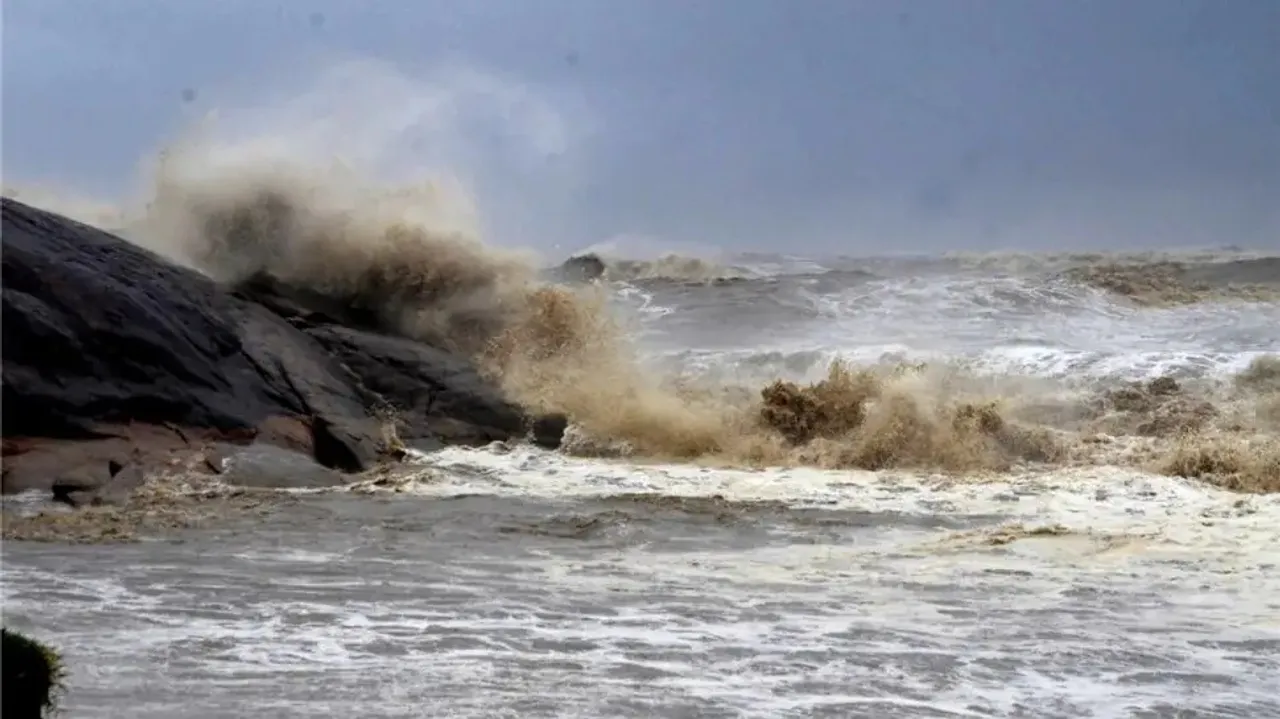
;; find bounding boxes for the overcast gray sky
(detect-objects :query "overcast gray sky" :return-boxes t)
[4,0,1278,255]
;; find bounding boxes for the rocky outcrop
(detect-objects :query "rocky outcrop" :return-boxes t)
[305,325,528,447]
[2,199,298,440]
[1,198,564,502]
[545,253,607,284]
[230,273,549,449]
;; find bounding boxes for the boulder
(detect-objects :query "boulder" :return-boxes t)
[48,459,144,507]
[1,197,562,504]
[545,253,607,284]
[49,463,112,507]
[214,444,346,489]
[310,415,380,474]
[2,434,160,496]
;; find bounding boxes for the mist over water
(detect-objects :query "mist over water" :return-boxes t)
[6,59,1280,488]
[5,59,1280,718]
[14,84,1278,477]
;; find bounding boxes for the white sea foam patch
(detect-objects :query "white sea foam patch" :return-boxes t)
[664,344,1268,388]
[376,448,1280,716]
[381,446,1280,557]
[6,447,1278,718]
[638,268,1280,384]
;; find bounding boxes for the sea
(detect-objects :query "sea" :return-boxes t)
[4,249,1279,718]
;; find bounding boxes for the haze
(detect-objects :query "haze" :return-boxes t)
[3,0,1278,256]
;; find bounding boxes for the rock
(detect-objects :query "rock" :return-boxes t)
[404,435,445,454]
[50,463,110,507]
[529,413,569,449]
[203,447,232,474]
[3,197,559,505]
[2,196,373,482]
[234,272,568,450]
[49,459,147,508]
[99,463,146,505]
[546,253,607,284]
[302,325,529,446]
[216,444,346,489]
[2,198,294,439]
[311,416,379,473]
[2,437,146,495]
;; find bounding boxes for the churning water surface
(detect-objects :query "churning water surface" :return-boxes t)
[5,253,1279,718]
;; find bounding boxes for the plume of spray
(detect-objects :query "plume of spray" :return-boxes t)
[97,60,750,458]
[2,59,1074,471]
[12,59,1190,476]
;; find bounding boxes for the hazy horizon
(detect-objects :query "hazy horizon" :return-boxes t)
[3,0,1278,257]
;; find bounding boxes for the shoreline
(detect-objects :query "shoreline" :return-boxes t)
[3,437,1273,545]
[3,197,1277,547]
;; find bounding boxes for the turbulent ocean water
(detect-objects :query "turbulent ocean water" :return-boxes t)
[5,248,1280,718]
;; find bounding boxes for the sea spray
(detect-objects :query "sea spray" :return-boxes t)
[4,60,1280,484]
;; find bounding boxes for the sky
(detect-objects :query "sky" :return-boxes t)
[3,0,1279,255]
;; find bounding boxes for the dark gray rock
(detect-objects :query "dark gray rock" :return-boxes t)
[311,416,379,473]
[50,459,145,507]
[1,198,295,439]
[93,463,146,506]
[50,463,111,507]
[303,325,528,446]
[2,196,564,503]
[216,444,347,489]
[234,266,568,452]
[1,627,63,719]
[530,413,569,449]
[545,253,607,284]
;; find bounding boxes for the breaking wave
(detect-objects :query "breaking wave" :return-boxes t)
[590,253,752,284]
[6,61,1279,490]
[1061,261,1280,306]
[37,148,1101,474]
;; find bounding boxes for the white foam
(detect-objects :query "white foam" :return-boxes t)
[6,256,1278,717]
[7,445,1278,717]
[636,272,1280,386]
[384,446,1280,557]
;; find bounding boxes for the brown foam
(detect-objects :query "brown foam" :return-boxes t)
[1063,261,1279,306]
[1085,377,1222,438]
[1160,435,1280,493]
[10,133,1280,491]
[755,362,1062,472]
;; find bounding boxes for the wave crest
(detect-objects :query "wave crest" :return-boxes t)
[16,150,1280,483]
[562,251,752,285]
[6,60,1279,487]
[1062,261,1280,306]
[101,147,1074,473]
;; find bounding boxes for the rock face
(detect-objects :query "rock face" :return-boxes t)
[1,198,564,498]
[3,199,295,440]
[230,274,539,449]
[305,326,528,446]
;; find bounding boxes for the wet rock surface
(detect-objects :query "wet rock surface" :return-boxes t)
[1,198,562,515]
